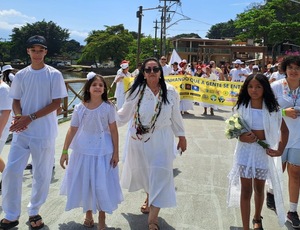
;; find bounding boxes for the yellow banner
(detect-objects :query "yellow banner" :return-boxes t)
[123,75,243,107]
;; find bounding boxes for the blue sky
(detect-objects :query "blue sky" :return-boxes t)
[0,0,263,45]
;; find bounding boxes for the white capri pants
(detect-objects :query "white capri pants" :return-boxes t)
[2,133,55,220]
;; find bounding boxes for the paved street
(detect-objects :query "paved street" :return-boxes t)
[0,105,295,229]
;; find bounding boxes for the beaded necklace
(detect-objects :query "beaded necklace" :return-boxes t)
[282,79,300,106]
[132,84,163,142]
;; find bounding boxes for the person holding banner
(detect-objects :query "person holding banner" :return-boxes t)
[229,59,249,82]
[178,60,194,114]
[117,57,187,230]
[159,56,172,77]
[201,65,219,115]
[113,61,132,109]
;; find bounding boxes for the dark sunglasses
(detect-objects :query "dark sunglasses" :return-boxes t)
[144,67,160,74]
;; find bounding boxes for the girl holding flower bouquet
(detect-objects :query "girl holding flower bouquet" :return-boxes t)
[227,73,289,230]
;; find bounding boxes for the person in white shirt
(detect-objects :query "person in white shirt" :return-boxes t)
[0,75,12,188]
[0,35,68,230]
[229,59,249,82]
[113,61,132,109]
[269,63,286,83]
[2,65,15,86]
[159,56,172,77]
[170,62,181,75]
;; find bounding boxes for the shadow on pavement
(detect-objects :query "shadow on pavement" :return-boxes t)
[121,213,175,230]
[58,221,121,229]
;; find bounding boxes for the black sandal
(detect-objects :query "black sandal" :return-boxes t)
[29,215,44,230]
[252,216,263,230]
[0,219,19,229]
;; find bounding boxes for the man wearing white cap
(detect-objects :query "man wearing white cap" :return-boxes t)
[114,60,131,109]
[229,59,249,82]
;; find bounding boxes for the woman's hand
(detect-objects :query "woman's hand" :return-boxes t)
[239,132,257,143]
[177,136,187,154]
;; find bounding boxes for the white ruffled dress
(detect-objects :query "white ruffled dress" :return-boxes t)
[60,102,123,214]
[117,84,185,208]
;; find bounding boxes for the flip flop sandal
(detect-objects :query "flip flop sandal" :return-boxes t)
[140,199,150,214]
[0,219,19,229]
[29,215,44,230]
[83,218,94,228]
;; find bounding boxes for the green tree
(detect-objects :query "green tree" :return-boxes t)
[173,33,200,39]
[206,20,241,39]
[0,41,12,65]
[10,20,70,62]
[80,24,134,66]
[234,0,300,46]
[126,36,158,70]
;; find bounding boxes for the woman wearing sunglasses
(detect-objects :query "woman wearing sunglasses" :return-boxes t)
[117,57,187,230]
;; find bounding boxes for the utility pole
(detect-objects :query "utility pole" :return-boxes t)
[159,0,180,56]
[136,5,162,66]
[153,20,159,58]
[136,6,143,67]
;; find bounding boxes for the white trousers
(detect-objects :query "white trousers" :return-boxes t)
[2,134,55,220]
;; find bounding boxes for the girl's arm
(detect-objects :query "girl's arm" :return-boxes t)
[0,110,11,138]
[60,126,78,169]
[109,121,119,168]
[267,119,289,157]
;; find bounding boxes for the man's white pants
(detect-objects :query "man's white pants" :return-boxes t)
[2,134,55,220]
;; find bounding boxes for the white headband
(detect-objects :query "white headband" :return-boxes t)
[87,71,97,80]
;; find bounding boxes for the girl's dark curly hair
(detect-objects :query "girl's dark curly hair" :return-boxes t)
[82,74,109,103]
[127,57,169,104]
[235,73,279,112]
[281,55,300,72]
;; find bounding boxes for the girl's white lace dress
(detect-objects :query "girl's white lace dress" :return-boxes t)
[60,102,123,214]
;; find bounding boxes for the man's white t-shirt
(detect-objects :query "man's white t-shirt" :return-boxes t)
[10,65,68,139]
[230,68,248,82]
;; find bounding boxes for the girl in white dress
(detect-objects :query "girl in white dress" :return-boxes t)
[227,74,288,230]
[60,72,123,230]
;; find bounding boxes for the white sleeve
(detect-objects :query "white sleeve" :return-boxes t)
[170,89,185,136]
[116,90,139,126]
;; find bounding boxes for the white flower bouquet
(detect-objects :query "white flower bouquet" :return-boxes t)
[225,113,269,149]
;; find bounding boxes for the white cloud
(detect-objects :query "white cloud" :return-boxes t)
[0,9,36,31]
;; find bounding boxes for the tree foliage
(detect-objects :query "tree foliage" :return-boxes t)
[79,24,134,66]
[206,20,241,39]
[173,33,200,39]
[126,36,159,70]
[234,0,300,46]
[10,20,70,61]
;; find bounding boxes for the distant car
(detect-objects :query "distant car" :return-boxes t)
[11,59,24,65]
[57,61,71,67]
[91,63,101,68]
